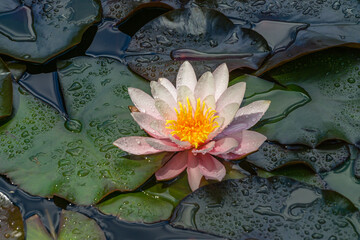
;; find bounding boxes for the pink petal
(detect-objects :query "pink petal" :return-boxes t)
[217,152,243,160]
[131,112,168,139]
[145,138,183,152]
[155,151,188,180]
[159,77,177,100]
[213,63,229,101]
[113,136,163,155]
[207,117,225,141]
[199,154,226,181]
[203,95,216,110]
[128,87,162,119]
[232,130,267,156]
[216,82,246,112]
[150,81,177,109]
[194,71,215,102]
[192,141,215,155]
[224,100,271,134]
[176,61,197,92]
[155,99,177,120]
[187,152,203,191]
[209,137,238,155]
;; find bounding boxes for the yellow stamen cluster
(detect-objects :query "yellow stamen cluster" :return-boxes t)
[166,98,219,148]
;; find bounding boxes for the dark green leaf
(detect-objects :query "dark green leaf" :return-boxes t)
[0,57,170,205]
[259,48,360,147]
[171,176,360,240]
[126,8,269,82]
[0,58,12,118]
[0,0,101,63]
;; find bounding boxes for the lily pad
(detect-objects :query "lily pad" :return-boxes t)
[231,74,310,126]
[126,7,270,82]
[0,0,101,63]
[101,0,182,22]
[171,176,360,240]
[0,56,171,205]
[188,0,360,74]
[26,210,105,240]
[321,145,360,209]
[259,48,360,147]
[0,191,24,240]
[98,174,191,223]
[246,141,350,173]
[0,58,13,118]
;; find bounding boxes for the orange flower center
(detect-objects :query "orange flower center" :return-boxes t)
[166,98,219,148]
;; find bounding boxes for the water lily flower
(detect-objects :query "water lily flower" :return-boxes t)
[114,61,270,191]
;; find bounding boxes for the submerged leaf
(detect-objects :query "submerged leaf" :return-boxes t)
[0,191,24,240]
[0,58,12,118]
[26,210,106,240]
[0,57,170,205]
[126,8,269,82]
[171,176,360,240]
[0,0,101,63]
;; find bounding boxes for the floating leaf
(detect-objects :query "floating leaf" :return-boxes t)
[26,210,105,240]
[188,0,360,74]
[0,56,171,205]
[0,191,24,240]
[126,7,269,82]
[247,142,350,173]
[171,176,360,240]
[98,175,191,223]
[257,164,328,190]
[321,145,360,209]
[231,74,310,126]
[101,0,182,22]
[0,58,12,118]
[259,48,360,147]
[0,0,101,63]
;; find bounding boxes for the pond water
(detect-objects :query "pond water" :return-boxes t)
[1,0,360,239]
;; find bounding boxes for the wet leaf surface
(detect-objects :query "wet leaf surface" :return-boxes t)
[188,0,360,74]
[0,0,101,63]
[26,210,106,240]
[259,48,360,147]
[98,175,191,223]
[0,56,171,205]
[0,191,24,240]
[126,8,270,82]
[321,145,360,209]
[101,0,182,22]
[246,142,350,173]
[171,176,360,240]
[0,58,13,118]
[231,74,310,126]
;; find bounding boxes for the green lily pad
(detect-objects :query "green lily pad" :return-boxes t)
[98,161,246,223]
[126,7,269,82]
[0,0,101,63]
[171,176,360,240]
[257,164,328,190]
[0,191,24,240]
[321,145,360,209]
[26,210,105,240]
[0,58,12,118]
[259,48,360,147]
[231,74,310,126]
[247,142,350,173]
[0,56,171,205]
[98,174,191,223]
